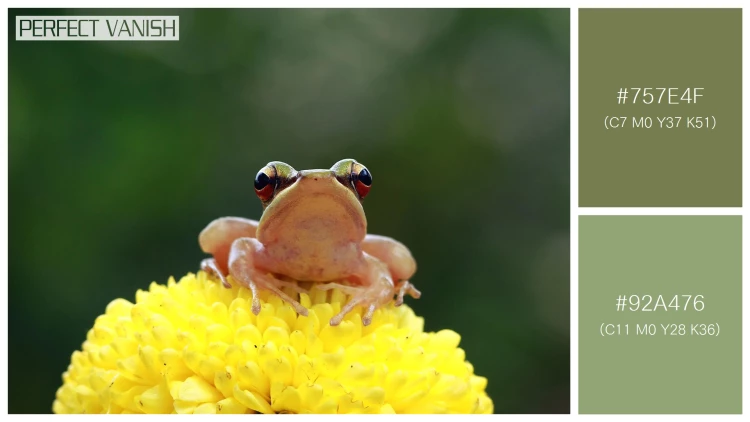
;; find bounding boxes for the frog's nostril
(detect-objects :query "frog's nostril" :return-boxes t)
[314,178,318,181]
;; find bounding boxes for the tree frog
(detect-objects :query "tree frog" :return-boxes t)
[199,159,420,326]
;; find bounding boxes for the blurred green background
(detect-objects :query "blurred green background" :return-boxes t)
[9,8,570,414]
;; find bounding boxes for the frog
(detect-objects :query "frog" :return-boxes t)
[198,159,420,326]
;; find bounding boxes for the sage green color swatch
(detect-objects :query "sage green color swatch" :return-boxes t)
[579,216,741,414]
[579,9,742,207]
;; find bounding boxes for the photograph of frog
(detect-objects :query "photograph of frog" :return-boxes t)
[9,8,570,414]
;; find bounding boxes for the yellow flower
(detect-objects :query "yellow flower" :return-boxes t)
[53,271,493,414]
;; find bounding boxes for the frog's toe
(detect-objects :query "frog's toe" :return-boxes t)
[329,285,390,326]
[285,298,309,316]
[395,280,421,306]
[201,258,232,288]
[267,285,309,316]
[330,299,363,326]
[260,277,308,316]
[265,287,308,316]
[251,273,309,316]
[362,303,377,326]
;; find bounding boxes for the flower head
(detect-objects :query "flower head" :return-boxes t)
[54,271,493,414]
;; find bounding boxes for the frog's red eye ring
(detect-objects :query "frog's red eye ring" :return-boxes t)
[354,168,372,199]
[254,168,276,202]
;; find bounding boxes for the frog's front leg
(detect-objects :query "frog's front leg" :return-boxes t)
[200,258,232,288]
[200,217,308,315]
[200,217,307,292]
[317,254,398,326]
[228,237,309,317]
[394,280,421,306]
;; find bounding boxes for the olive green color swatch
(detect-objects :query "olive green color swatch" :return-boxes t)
[579,216,741,414]
[579,9,742,207]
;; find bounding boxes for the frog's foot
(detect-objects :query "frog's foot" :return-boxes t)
[326,280,421,325]
[254,273,309,316]
[394,280,421,306]
[328,281,393,327]
[330,286,387,326]
[201,258,232,289]
[313,282,381,325]
[228,237,309,317]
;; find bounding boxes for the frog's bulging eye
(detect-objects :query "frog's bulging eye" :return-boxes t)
[357,168,372,186]
[254,167,276,202]
[254,172,270,190]
[354,167,372,199]
[330,158,371,201]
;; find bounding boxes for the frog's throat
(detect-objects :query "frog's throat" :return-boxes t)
[257,177,367,244]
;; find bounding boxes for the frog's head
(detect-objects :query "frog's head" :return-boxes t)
[253,159,372,242]
[253,159,372,208]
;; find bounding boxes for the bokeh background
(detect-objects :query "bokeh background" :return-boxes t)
[9,8,570,414]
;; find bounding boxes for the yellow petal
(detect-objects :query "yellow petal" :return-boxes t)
[178,376,223,403]
[232,385,273,414]
[193,403,217,414]
[216,397,247,414]
[134,382,172,414]
[53,271,493,415]
[271,385,301,414]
